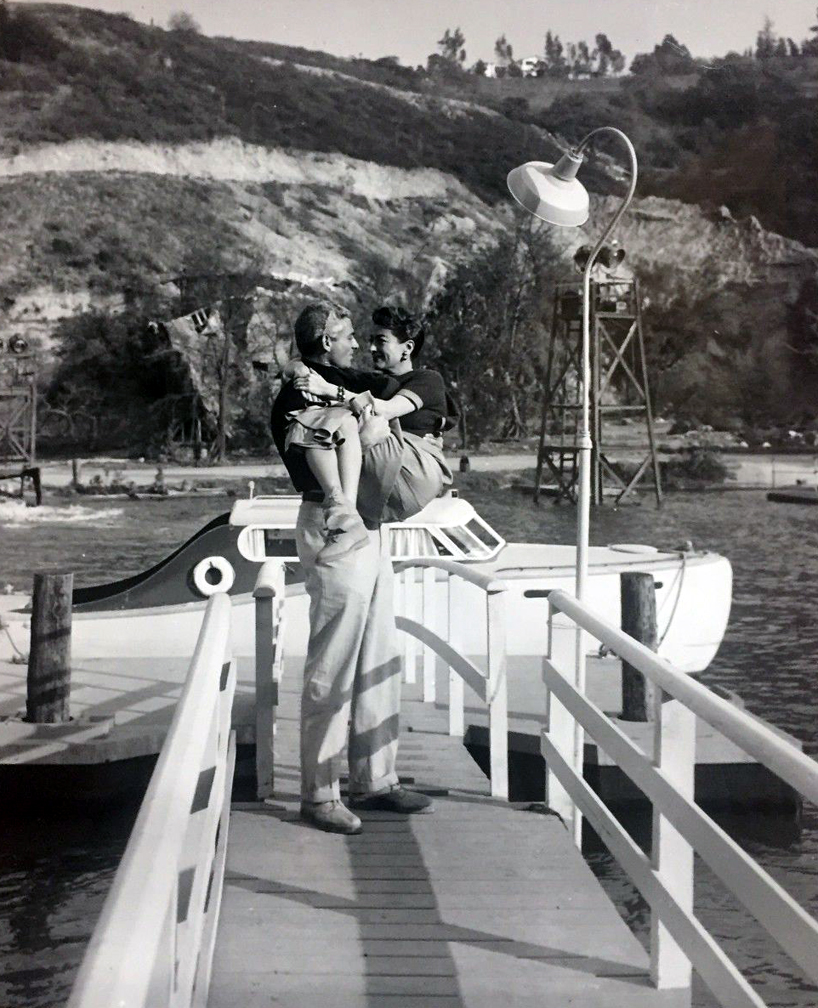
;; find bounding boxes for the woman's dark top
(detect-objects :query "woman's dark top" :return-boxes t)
[391,369,452,436]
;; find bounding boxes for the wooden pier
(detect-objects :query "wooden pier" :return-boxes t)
[208,664,686,1007]
[47,566,818,1008]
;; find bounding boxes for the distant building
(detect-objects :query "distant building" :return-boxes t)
[519,55,542,77]
[482,62,499,78]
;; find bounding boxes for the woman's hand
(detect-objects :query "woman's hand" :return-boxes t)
[292,368,338,399]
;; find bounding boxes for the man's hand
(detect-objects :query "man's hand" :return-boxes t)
[282,359,310,380]
[293,368,337,399]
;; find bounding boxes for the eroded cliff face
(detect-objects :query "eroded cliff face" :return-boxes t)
[0,139,815,370]
[0,139,501,351]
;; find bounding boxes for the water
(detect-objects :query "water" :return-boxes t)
[0,487,816,1006]
[0,804,139,1008]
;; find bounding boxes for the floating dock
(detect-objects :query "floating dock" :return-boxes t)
[208,661,688,1007]
[0,647,801,812]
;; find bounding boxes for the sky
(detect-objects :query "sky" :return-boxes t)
[24,0,818,66]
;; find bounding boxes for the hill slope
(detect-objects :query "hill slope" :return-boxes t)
[1,4,816,443]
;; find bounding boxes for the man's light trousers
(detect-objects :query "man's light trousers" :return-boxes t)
[296,501,402,803]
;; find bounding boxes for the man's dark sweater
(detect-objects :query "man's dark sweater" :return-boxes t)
[270,360,398,496]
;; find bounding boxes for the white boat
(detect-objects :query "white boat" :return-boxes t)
[0,492,731,672]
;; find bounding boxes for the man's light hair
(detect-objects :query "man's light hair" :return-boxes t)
[294,301,351,357]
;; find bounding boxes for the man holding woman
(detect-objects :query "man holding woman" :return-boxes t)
[270,300,453,834]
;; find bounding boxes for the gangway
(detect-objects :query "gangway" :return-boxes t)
[67,560,818,1008]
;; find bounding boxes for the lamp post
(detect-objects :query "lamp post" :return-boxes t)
[508,128,637,841]
[508,127,637,602]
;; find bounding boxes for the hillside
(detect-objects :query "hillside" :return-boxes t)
[1,4,615,200]
[0,3,817,451]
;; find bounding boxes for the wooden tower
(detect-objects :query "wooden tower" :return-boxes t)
[0,339,37,466]
[534,277,662,506]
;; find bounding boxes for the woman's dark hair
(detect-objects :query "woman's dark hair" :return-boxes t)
[371,305,425,359]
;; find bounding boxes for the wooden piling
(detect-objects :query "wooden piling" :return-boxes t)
[26,572,73,723]
[620,572,657,722]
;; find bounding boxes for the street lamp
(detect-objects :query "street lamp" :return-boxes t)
[508,129,637,842]
[507,127,637,606]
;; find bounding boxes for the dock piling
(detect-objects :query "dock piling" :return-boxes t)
[26,572,73,723]
[620,571,657,721]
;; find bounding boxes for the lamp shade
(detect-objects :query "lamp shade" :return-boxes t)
[507,157,589,227]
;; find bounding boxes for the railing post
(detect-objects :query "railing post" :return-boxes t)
[447,574,465,737]
[620,572,658,721]
[650,690,696,992]
[26,571,73,723]
[397,569,417,683]
[544,600,580,838]
[486,589,508,800]
[254,561,283,801]
[421,566,436,703]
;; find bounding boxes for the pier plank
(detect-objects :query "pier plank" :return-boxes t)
[208,661,684,1007]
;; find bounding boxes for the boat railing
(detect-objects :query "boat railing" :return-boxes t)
[393,557,509,799]
[543,587,818,1005]
[252,560,286,800]
[67,592,235,1008]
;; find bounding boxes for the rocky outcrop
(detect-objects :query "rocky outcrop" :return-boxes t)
[1,139,815,375]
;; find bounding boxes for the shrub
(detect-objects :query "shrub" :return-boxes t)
[0,2,63,63]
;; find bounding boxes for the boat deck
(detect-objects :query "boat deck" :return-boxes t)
[208,664,687,1007]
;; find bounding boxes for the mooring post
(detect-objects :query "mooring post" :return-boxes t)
[71,458,80,489]
[26,572,73,723]
[620,571,657,721]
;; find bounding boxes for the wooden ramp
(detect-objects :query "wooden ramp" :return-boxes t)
[209,662,686,1007]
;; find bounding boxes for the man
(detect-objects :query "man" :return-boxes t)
[270,301,433,834]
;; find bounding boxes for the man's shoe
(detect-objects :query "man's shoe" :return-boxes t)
[350,785,434,814]
[300,800,362,834]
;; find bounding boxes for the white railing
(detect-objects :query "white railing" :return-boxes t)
[393,558,509,799]
[543,588,818,1006]
[253,560,286,800]
[67,593,235,1008]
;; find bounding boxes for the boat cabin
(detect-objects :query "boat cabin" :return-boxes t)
[229,493,506,564]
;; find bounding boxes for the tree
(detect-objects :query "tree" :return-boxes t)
[167,10,200,33]
[424,223,563,445]
[494,34,514,65]
[755,16,776,58]
[472,59,487,76]
[787,276,818,396]
[573,40,593,76]
[437,26,466,65]
[46,288,172,453]
[593,33,624,76]
[543,31,568,77]
[611,50,626,74]
[630,34,692,75]
[171,250,269,462]
[802,7,818,54]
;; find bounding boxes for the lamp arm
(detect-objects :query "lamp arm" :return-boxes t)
[575,126,638,269]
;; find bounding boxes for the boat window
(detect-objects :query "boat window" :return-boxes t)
[438,524,493,558]
[465,518,504,551]
[263,530,298,558]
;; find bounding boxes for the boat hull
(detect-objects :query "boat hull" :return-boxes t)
[1,544,731,673]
